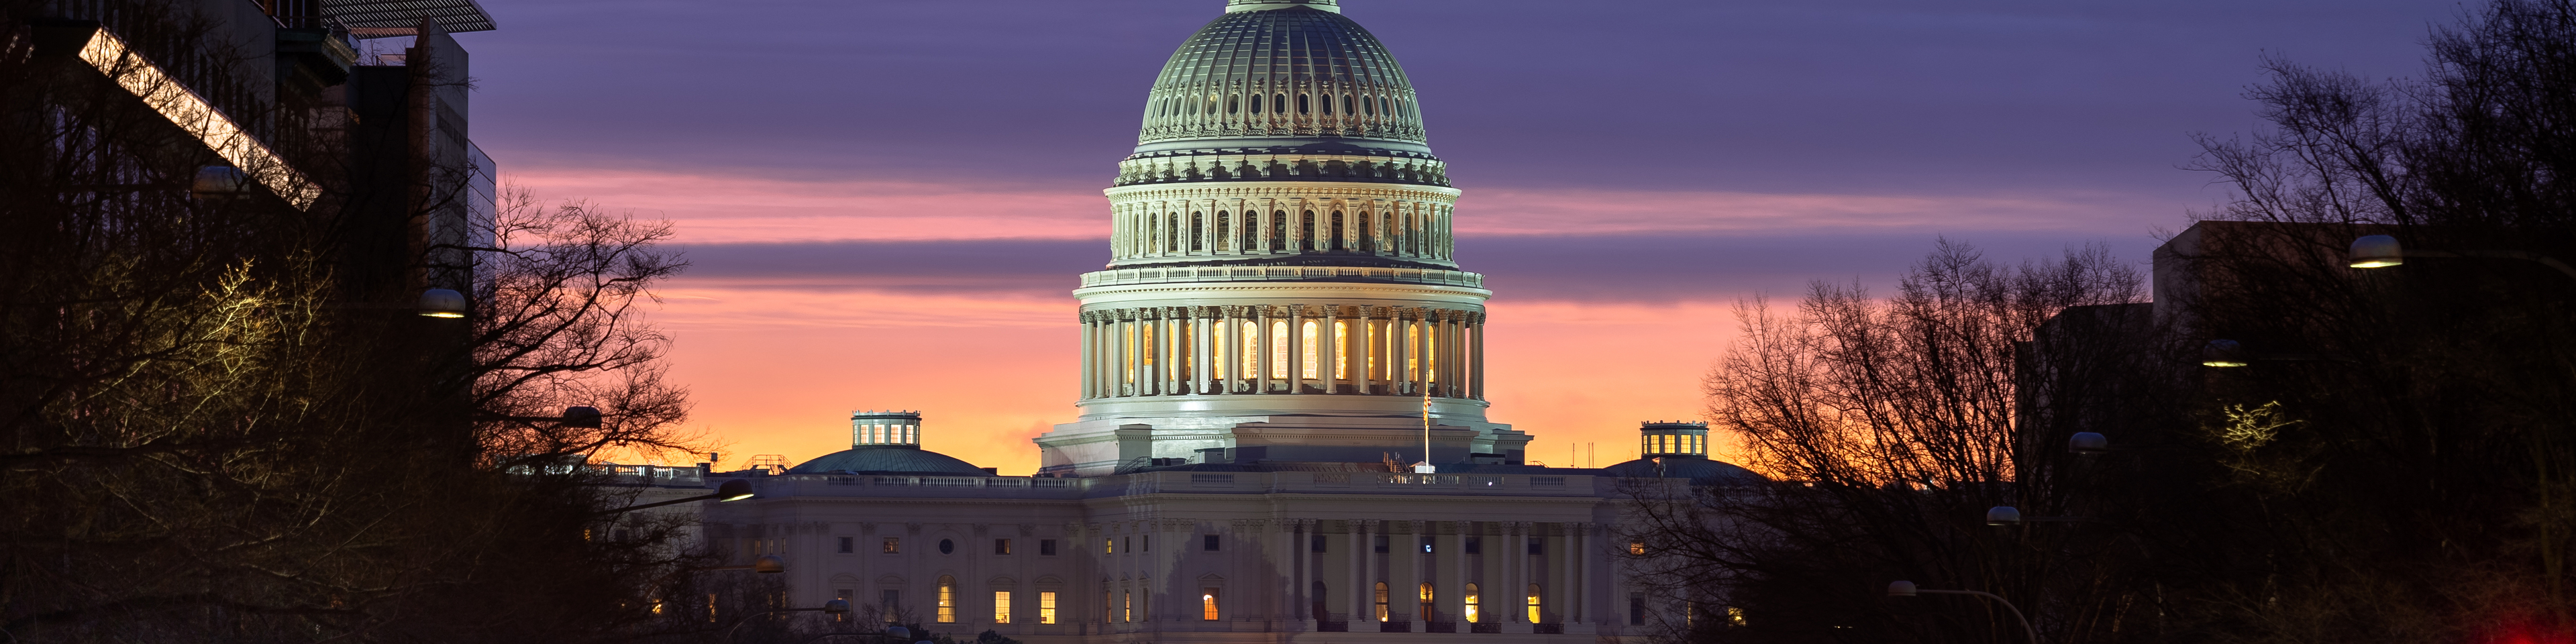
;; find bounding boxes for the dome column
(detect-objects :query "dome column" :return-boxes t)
[1192,307,1215,394]
[1287,305,1307,394]
[1321,304,1341,393]
[1352,306,1374,395]
[1470,313,1486,400]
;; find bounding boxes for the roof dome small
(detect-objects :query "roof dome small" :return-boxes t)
[785,445,990,476]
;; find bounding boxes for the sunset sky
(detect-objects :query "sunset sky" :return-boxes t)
[454,0,2457,474]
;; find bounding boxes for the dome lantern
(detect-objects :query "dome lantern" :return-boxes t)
[1227,0,1338,13]
[1639,421,1710,459]
[850,410,923,447]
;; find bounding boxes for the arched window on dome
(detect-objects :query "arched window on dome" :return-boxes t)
[1270,211,1287,252]
[1226,95,1238,115]
[1214,211,1230,252]
[1190,212,1204,252]
[1275,93,1288,114]
[1207,95,1221,116]
[1329,211,1345,251]
[1321,93,1333,115]
[1342,94,1354,115]
[1361,95,1374,116]
[1167,213,1181,253]
[1299,211,1317,252]
[1297,93,1310,115]
[1248,93,1261,114]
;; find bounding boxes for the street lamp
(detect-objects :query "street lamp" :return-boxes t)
[1985,506,2021,526]
[597,478,756,515]
[2349,233,2576,280]
[2201,339,2249,368]
[2067,432,2110,455]
[417,288,468,318]
[1888,581,2039,644]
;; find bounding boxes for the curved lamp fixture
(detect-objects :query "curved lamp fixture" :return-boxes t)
[2202,339,2249,368]
[1985,506,2022,526]
[2068,432,2110,455]
[2350,235,2405,268]
[417,288,468,318]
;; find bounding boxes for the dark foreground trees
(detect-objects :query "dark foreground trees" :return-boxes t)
[1620,1,2576,643]
[0,2,711,641]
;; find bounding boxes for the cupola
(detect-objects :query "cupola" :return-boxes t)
[1639,421,1710,459]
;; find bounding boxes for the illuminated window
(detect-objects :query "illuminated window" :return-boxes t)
[1102,590,1113,623]
[835,590,853,623]
[1629,541,1645,555]
[1374,582,1390,622]
[1241,321,1260,378]
[1463,583,1481,623]
[1729,606,1746,626]
[707,593,719,623]
[1300,320,1320,380]
[1270,320,1290,379]
[882,537,900,553]
[1123,590,1133,622]
[1039,591,1058,624]
[1405,324,1420,381]
[994,591,1012,623]
[1201,588,1221,621]
[1333,321,1349,379]
[882,590,901,622]
[1419,582,1435,621]
[937,576,956,623]
[1526,584,1543,623]
[996,539,1013,555]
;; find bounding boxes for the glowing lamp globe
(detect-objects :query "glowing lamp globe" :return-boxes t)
[2349,235,2405,268]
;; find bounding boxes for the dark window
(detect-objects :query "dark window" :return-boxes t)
[1373,535,1389,553]
[1300,211,1316,251]
[939,539,955,554]
[1190,212,1203,251]
[1143,535,1151,552]
[837,537,854,553]
[1274,93,1286,113]
[1249,94,1262,114]
[1311,535,1327,553]
[1298,93,1310,114]
[1331,211,1345,250]
[1270,211,1288,252]
[883,589,902,610]
[1629,594,1645,625]
[1463,537,1481,555]
[1343,95,1355,114]
[996,539,1013,555]
[1421,536,1435,553]
[1204,535,1221,551]
[1215,211,1230,251]
[1527,540,1543,555]
[1040,539,1058,555]
[1227,95,1239,114]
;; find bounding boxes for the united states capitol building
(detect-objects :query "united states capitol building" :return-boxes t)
[694,1,1759,640]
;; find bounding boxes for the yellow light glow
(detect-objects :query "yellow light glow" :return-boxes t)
[1526,584,1543,623]
[1039,591,1058,625]
[994,591,1011,623]
[1302,320,1320,380]
[2202,360,2251,368]
[418,311,466,319]
[78,28,317,209]
[1463,584,1480,623]
[1201,589,1220,621]
[2350,259,2402,268]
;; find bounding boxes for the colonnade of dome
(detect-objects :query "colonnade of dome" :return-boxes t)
[1078,305,1484,401]
[1106,184,1457,265]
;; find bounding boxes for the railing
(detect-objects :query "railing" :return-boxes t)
[1532,623,1565,634]
[1082,265,1484,288]
[1472,622,1502,633]
[1378,620,1411,633]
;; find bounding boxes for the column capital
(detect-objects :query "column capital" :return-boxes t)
[1355,519,1382,531]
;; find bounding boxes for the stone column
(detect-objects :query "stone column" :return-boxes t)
[1255,307,1274,394]
[1195,306,1216,391]
[1447,313,1465,398]
[1574,522,1594,627]
[1349,520,1371,623]
[1078,313,1094,399]
[1353,307,1374,395]
[1112,315,1130,398]
[1508,522,1529,625]
[1441,521,1465,627]
[1470,313,1486,400]
[1288,305,1307,394]
[1402,521,1425,631]
[1282,519,1305,627]
[1390,310,1411,396]
[1321,305,1339,393]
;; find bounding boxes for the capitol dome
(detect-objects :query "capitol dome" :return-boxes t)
[784,444,991,476]
[786,410,992,476]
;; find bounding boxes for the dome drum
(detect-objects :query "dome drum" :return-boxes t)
[1105,182,1458,266]
[1115,152,1449,187]
[1074,303,1486,406]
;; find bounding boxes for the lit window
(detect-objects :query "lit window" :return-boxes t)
[1374,582,1390,622]
[1728,606,1746,626]
[937,576,956,623]
[1463,583,1480,623]
[1040,591,1058,625]
[1526,584,1543,624]
[1629,541,1645,555]
[1123,590,1133,622]
[1104,538,1114,554]
[1202,588,1221,621]
[882,537,900,553]
[994,591,1012,624]
[996,539,1013,555]
[1419,582,1435,621]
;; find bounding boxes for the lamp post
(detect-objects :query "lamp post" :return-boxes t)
[1888,581,2039,644]
[719,599,851,643]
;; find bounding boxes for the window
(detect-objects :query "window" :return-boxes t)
[1629,541,1645,555]
[1123,590,1133,622]
[881,590,902,623]
[1040,591,1058,625]
[1104,538,1115,554]
[1463,583,1481,623]
[1464,536,1481,555]
[1300,211,1316,251]
[1274,93,1286,113]
[1419,583,1435,621]
[1331,211,1345,250]
[1629,593,1645,625]
[1270,211,1287,252]
[939,539,955,555]
[707,593,719,623]
[1526,584,1543,623]
[1421,536,1434,553]
[1201,588,1221,621]
[1143,535,1150,551]
[1225,95,1238,114]
[1203,535,1221,551]
[1190,212,1203,251]
[1298,93,1310,114]
[835,589,854,623]
[994,591,1012,623]
[996,539,1013,555]
[1374,582,1390,622]
[1311,535,1327,553]
[1041,539,1058,555]
[1373,535,1388,553]
[1528,539,1543,555]
[1215,211,1230,251]
[838,537,854,553]
[1311,581,1329,620]
[937,576,957,623]
[1249,94,1261,114]
[1103,590,1113,623]
[882,537,900,553]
